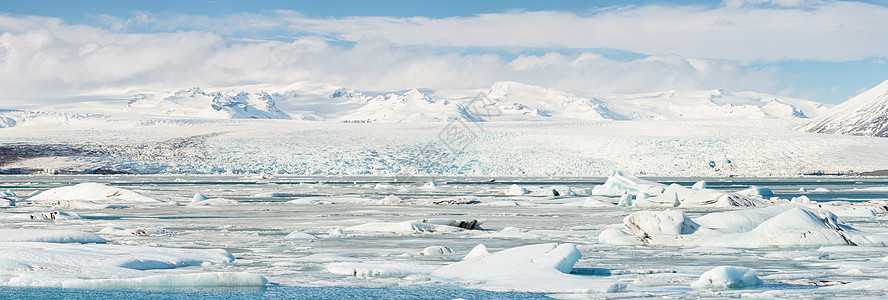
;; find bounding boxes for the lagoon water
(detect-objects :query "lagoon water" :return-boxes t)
[2,175,888,298]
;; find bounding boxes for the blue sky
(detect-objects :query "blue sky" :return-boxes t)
[1,0,887,103]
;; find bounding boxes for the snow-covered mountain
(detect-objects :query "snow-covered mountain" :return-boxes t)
[126,88,291,119]
[1,81,830,126]
[484,81,619,121]
[601,89,826,120]
[336,88,478,123]
[0,110,108,129]
[802,79,888,137]
[328,81,827,123]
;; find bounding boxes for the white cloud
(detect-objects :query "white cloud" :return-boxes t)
[2,1,880,103]
[265,1,887,62]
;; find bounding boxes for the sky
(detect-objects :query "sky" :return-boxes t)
[1,0,887,104]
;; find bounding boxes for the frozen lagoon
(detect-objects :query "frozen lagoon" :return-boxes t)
[2,175,888,298]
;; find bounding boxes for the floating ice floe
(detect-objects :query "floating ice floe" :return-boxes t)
[505,184,531,196]
[0,229,108,243]
[0,243,265,288]
[54,272,268,288]
[327,262,437,277]
[590,171,667,196]
[0,211,83,221]
[327,227,345,238]
[252,192,307,197]
[189,193,239,206]
[376,194,409,205]
[431,243,626,293]
[590,172,770,208]
[1,190,16,207]
[583,197,617,208]
[806,201,886,218]
[98,227,175,236]
[422,181,438,189]
[691,266,763,290]
[599,205,888,247]
[420,246,458,256]
[284,230,317,240]
[737,186,775,197]
[27,183,167,209]
[343,219,480,234]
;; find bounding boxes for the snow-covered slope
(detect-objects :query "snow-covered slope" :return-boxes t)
[126,88,291,119]
[802,79,888,137]
[337,89,477,123]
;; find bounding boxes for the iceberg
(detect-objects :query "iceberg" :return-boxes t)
[431,243,626,293]
[600,205,888,247]
[419,246,458,256]
[691,266,763,290]
[27,183,167,208]
[590,171,666,196]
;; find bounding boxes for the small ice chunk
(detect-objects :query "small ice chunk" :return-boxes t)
[633,191,679,207]
[192,193,209,202]
[463,244,489,260]
[583,197,615,208]
[623,210,699,238]
[377,194,406,205]
[590,171,667,196]
[189,194,239,206]
[813,188,831,192]
[617,192,631,207]
[799,187,808,192]
[691,266,763,290]
[565,187,579,196]
[285,230,317,240]
[692,181,706,190]
[327,227,344,237]
[506,184,531,196]
[736,186,774,197]
[420,246,458,256]
[791,195,812,203]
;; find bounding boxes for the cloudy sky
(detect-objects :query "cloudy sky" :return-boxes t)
[1,0,887,104]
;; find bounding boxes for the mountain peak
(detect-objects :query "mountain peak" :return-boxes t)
[127,88,291,120]
[802,79,888,137]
